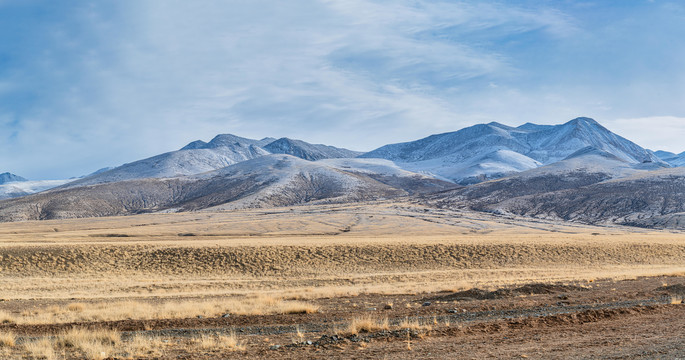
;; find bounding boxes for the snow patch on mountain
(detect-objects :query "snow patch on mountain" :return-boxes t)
[0,179,72,200]
[67,136,270,187]
[317,158,427,177]
[654,151,685,167]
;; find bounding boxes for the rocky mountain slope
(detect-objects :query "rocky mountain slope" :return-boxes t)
[425,148,677,227]
[0,155,455,221]
[362,118,664,184]
[264,138,361,160]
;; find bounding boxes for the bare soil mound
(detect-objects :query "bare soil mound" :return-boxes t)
[428,283,588,302]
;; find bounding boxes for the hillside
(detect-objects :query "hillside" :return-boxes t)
[0,155,454,221]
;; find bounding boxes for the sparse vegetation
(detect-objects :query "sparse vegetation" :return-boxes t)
[0,311,15,324]
[196,333,245,351]
[6,297,319,325]
[24,338,55,360]
[0,331,16,348]
[122,335,167,359]
[342,316,391,336]
[399,317,432,331]
[67,303,85,312]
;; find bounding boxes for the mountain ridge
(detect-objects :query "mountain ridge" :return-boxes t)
[361,117,665,183]
[0,172,28,184]
[3,117,685,230]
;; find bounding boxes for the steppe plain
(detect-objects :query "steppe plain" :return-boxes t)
[1,201,684,359]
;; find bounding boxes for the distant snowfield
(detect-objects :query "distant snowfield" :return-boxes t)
[0,179,72,200]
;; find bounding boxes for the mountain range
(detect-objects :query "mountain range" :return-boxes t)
[361,117,664,184]
[655,150,685,167]
[2,117,684,229]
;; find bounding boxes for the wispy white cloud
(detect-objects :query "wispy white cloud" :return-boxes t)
[0,0,683,178]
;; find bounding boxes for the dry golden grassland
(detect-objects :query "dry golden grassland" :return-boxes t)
[0,203,685,304]
[0,201,684,309]
[4,326,228,360]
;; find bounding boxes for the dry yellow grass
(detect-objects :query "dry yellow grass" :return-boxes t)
[398,317,432,331]
[6,297,319,325]
[54,328,120,360]
[3,330,246,359]
[56,327,120,348]
[67,303,85,312]
[122,335,167,359]
[0,310,15,324]
[196,333,245,351]
[0,331,15,348]
[24,338,55,360]
[341,316,391,336]
[338,315,433,337]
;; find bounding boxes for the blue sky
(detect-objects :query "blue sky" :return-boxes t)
[1,0,685,179]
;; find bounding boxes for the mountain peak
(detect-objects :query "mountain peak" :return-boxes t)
[566,117,600,126]
[0,172,28,185]
[207,134,259,148]
[263,137,361,161]
[487,121,506,127]
[180,140,209,150]
[180,134,275,150]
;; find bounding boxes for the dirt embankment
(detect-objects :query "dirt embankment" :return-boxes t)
[1,242,685,276]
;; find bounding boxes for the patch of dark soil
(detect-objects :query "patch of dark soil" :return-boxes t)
[427,283,588,302]
[660,284,685,296]
[435,305,661,336]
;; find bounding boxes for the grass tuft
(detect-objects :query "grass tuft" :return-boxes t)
[196,333,245,351]
[24,338,55,360]
[0,331,16,348]
[399,317,432,331]
[341,316,390,336]
[0,310,15,324]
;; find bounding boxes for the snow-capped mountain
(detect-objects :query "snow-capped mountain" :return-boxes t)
[0,172,27,184]
[425,146,673,224]
[655,150,685,167]
[264,138,361,161]
[64,134,272,187]
[181,134,276,150]
[361,117,665,184]
[63,134,362,187]
[0,172,73,200]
